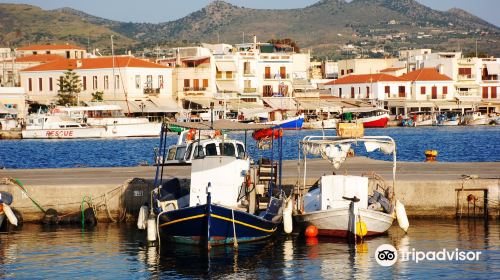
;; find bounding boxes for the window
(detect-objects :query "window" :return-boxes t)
[341,69,345,75]
[226,71,233,79]
[219,143,235,157]
[216,71,222,79]
[351,87,355,98]
[203,79,208,88]
[442,86,448,95]
[46,51,50,54]
[492,87,497,99]
[366,86,370,98]
[104,75,109,90]
[158,75,164,89]
[38,78,43,91]
[482,87,488,99]
[458,68,472,78]
[263,85,273,97]
[205,143,217,156]
[66,51,70,59]
[114,75,120,89]
[135,75,141,89]
[93,76,98,90]
[385,86,390,94]
[280,67,286,79]
[237,143,245,158]
[49,77,53,91]
[265,67,271,79]
[82,76,87,91]
[28,78,32,91]
[193,79,200,90]
[338,88,342,98]
[59,76,64,91]
[398,86,405,98]
[146,75,153,89]
[421,87,426,94]
[244,61,251,74]
[184,79,190,88]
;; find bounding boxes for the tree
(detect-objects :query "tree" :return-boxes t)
[91,91,104,102]
[57,69,81,106]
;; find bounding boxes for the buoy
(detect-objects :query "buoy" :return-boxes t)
[356,221,367,237]
[305,225,318,237]
[424,149,438,162]
[137,205,148,230]
[396,200,409,233]
[283,198,293,234]
[147,212,157,245]
[3,204,18,226]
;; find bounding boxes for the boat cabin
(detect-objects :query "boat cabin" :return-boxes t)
[163,138,246,165]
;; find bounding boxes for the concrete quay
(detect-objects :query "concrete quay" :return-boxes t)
[1,158,499,222]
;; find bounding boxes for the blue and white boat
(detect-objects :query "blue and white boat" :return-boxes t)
[150,120,285,248]
[265,113,304,130]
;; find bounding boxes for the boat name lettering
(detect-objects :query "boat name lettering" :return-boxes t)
[46,130,74,137]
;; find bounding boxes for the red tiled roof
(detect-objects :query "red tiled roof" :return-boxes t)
[400,68,452,81]
[16,44,85,51]
[324,73,407,85]
[15,54,64,63]
[21,56,170,72]
[380,67,405,72]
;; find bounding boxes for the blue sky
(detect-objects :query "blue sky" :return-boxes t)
[0,0,498,26]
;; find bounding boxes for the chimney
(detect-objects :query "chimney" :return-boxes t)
[253,35,257,50]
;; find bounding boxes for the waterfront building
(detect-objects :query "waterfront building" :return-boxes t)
[19,56,180,113]
[1,54,64,87]
[336,58,398,78]
[15,44,86,59]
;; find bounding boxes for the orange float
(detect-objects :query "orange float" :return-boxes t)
[305,225,318,237]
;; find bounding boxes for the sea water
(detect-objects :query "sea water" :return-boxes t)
[0,126,499,169]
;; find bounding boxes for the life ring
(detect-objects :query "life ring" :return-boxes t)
[214,130,222,138]
[186,128,196,141]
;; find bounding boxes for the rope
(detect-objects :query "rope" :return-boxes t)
[4,177,46,213]
[231,209,238,248]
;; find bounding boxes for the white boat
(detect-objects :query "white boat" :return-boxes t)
[56,105,161,137]
[263,113,304,130]
[463,111,491,126]
[436,112,460,126]
[293,134,408,241]
[22,114,105,139]
[343,108,389,128]
[302,117,338,129]
[402,111,435,127]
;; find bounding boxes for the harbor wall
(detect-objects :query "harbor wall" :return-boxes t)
[1,177,498,222]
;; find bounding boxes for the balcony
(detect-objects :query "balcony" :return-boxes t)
[143,88,160,96]
[183,87,206,92]
[457,74,475,81]
[216,74,235,80]
[243,87,257,93]
[263,74,290,80]
[243,70,255,77]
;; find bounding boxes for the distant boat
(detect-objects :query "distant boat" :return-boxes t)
[22,114,105,139]
[463,111,491,126]
[402,111,435,127]
[264,114,304,130]
[436,112,460,126]
[302,117,338,130]
[343,108,389,128]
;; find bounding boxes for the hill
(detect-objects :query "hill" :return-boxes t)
[1,1,499,57]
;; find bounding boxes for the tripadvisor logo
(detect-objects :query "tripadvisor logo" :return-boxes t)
[375,244,482,266]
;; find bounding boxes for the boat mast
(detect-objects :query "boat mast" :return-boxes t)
[111,35,116,100]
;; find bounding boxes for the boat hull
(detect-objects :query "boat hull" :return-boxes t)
[360,114,389,128]
[466,118,490,126]
[266,115,304,130]
[302,118,337,129]
[21,127,106,139]
[294,207,394,238]
[101,123,161,137]
[158,204,278,246]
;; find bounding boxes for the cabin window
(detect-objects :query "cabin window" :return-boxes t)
[205,143,217,156]
[175,147,186,161]
[184,144,193,161]
[220,143,235,157]
[167,148,176,160]
[237,144,245,158]
[194,145,205,158]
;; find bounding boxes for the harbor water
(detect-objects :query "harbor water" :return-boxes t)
[1,126,499,169]
[0,219,498,279]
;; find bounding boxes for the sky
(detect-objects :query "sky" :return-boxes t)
[0,0,498,27]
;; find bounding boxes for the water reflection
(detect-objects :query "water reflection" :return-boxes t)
[0,219,498,279]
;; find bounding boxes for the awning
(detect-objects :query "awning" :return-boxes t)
[167,119,273,131]
[342,107,388,113]
[262,97,298,111]
[149,97,183,113]
[298,100,343,112]
[216,61,237,72]
[486,64,500,75]
[99,99,181,114]
[184,98,216,109]
[216,81,238,92]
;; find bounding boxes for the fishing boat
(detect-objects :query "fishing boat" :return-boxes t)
[401,111,435,127]
[462,111,491,126]
[149,120,285,248]
[293,130,408,241]
[436,112,460,126]
[22,114,105,139]
[302,116,338,130]
[263,113,304,130]
[342,108,389,128]
[252,128,283,141]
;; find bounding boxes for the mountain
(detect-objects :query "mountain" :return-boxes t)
[0,1,499,57]
[0,4,135,52]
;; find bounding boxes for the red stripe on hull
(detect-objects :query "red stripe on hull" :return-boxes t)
[317,229,384,238]
[363,117,389,128]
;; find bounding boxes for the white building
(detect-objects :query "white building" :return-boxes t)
[400,68,455,101]
[15,44,86,59]
[20,56,178,112]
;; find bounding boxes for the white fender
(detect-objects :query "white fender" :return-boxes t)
[283,198,293,234]
[137,205,148,230]
[147,213,157,242]
[396,200,409,233]
[3,204,18,226]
